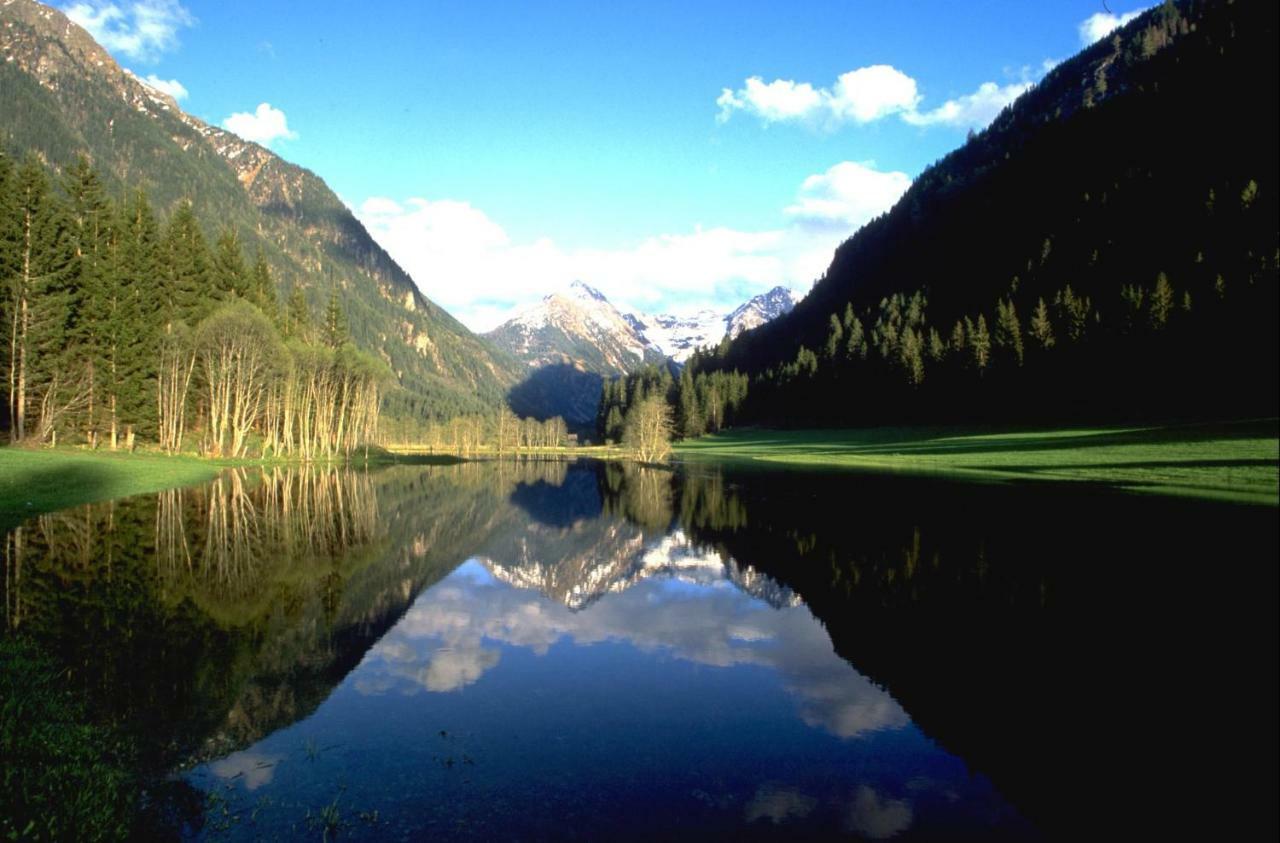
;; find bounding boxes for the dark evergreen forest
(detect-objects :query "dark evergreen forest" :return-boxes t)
[607,0,1279,437]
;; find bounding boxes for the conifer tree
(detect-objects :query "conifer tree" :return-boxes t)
[286,286,312,340]
[323,286,348,349]
[63,156,113,444]
[1149,272,1174,330]
[1029,297,1055,350]
[677,367,703,439]
[0,154,18,435]
[899,327,925,386]
[8,155,76,441]
[994,299,1024,366]
[105,189,161,445]
[213,228,251,298]
[844,315,867,360]
[927,327,947,362]
[249,249,279,322]
[949,320,967,355]
[970,314,991,373]
[824,313,843,359]
[160,201,214,325]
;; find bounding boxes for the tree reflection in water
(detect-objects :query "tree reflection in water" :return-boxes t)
[3,458,1274,841]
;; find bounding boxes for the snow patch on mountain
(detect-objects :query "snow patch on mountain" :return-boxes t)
[488,282,801,372]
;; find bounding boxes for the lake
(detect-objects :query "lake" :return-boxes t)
[2,459,1276,840]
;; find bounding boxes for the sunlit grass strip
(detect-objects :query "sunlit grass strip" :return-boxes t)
[0,448,227,530]
[675,419,1280,505]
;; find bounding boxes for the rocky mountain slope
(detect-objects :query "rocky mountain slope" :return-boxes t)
[485,281,664,374]
[628,285,799,362]
[0,0,520,420]
[488,282,798,427]
[490,282,800,374]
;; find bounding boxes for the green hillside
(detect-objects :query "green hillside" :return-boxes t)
[0,0,520,422]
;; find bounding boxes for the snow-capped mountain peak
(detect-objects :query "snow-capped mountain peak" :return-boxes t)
[726,286,800,340]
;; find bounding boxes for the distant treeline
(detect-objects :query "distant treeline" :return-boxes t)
[0,153,389,457]
[383,409,572,453]
[596,365,747,443]
[609,0,1279,432]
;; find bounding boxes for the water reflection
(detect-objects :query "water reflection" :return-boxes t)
[359,551,906,740]
[2,457,1274,841]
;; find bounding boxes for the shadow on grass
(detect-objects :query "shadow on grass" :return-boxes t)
[0,463,126,535]
[984,458,1279,473]
[688,419,1280,460]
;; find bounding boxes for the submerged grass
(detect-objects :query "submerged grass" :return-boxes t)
[0,638,140,841]
[676,419,1280,505]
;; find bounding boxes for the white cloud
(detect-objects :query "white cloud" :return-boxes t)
[138,73,187,101]
[717,65,918,127]
[786,161,911,230]
[221,103,298,147]
[828,65,920,123]
[716,77,824,124]
[63,1,194,62]
[1079,7,1150,45]
[718,65,1034,132]
[358,160,909,331]
[902,80,1032,129]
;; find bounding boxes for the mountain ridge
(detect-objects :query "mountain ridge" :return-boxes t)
[488,282,797,427]
[0,0,521,422]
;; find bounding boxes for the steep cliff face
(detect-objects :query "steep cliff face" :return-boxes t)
[0,0,521,418]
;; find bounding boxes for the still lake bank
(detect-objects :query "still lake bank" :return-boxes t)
[675,418,1280,506]
[0,448,232,533]
[5,417,1276,531]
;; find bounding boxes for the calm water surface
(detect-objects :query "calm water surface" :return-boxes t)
[3,460,1275,840]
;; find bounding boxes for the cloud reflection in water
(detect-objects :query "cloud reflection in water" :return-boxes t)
[355,537,909,740]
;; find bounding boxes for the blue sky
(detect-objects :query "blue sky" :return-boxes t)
[63,1,1151,330]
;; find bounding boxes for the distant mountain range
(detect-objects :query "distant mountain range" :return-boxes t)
[0,0,520,422]
[485,282,798,426]
[487,281,798,372]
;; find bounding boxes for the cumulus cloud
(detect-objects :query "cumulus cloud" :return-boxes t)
[716,77,825,124]
[221,103,298,147]
[718,63,1041,132]
[902,80,1033,129]
[63,1,194,62]
[717,65,919,127]
[1079,7,1150,45]
[138,73,187,101]
[827,65,921,123]
[786,161,911,231]
[358,159,909,330]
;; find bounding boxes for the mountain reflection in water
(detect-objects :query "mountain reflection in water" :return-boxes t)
[3,458,1275,841]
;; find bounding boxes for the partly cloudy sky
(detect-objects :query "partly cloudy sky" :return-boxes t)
[62,1,1153,330]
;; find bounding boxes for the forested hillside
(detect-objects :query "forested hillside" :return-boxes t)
[0,0,519,431]
[617,0,1278,433]
[0,154,392,456]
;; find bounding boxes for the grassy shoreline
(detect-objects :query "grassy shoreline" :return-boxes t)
[675,419,1280,505]
[0,447,241,532]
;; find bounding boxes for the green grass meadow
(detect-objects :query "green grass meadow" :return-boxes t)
[0,448,229,532]
[676,419,1280,505]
